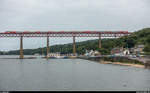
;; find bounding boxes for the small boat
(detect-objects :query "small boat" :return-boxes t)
[34,53,42,59]
[69,56,77,59]
[55,55,66,59]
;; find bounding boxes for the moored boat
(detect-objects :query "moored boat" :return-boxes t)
[54,55,66,59]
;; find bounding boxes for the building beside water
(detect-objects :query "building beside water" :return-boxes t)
[84,50,100,57]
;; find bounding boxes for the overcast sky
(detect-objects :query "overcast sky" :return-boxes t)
[0,0,150,51]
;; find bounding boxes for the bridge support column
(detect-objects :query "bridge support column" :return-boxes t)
[73,36,76,56]
[98,34,102,55]
[99,34,102,49]
[46,36,50,58]
[20,36,24,59]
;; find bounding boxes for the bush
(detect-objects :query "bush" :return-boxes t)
[103,57,144,65]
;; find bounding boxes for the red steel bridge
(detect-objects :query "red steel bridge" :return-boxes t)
[0,31,132,59]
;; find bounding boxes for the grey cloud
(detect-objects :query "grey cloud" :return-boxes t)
[0,0,150,51]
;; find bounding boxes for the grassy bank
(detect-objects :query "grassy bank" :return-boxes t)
[82,56,145,68]
[102,57,144,65]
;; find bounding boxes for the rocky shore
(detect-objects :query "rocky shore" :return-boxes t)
[79,56,149,69]
[100,60,145,68]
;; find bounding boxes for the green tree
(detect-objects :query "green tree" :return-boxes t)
[98,48,110,55]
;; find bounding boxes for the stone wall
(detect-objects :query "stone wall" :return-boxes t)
[144,55,150,59]
[145,61,150,69]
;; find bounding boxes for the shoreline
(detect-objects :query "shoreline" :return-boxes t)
[100,60,145,68]
[0,57,146,68]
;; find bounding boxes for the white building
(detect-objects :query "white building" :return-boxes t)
[84,50,100,56]
[123,49,130,55]
[47,52,60,57]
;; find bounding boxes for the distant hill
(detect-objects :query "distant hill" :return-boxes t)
[0,51,4,55]
[1,28,150,55]
[117,28,150,53]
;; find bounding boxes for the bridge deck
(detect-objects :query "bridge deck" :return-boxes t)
[0,31,131,37]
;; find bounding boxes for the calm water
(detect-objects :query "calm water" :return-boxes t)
[0,56,150,91]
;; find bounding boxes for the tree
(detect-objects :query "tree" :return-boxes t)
[144,44,150,52]
[98,48,110,55]
[146,35,150,44]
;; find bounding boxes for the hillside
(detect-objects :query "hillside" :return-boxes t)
[1,28,150,55]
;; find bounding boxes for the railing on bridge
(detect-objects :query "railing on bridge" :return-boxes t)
[0,31,131,37]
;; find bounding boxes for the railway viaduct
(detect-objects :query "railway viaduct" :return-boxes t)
[0,31,131,59]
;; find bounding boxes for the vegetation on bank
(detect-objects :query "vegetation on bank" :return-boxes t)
[83,56,144,65]
[102,57,144,65]
[0,28,150,55]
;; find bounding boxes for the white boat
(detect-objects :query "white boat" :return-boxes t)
[54,55,66,59]
[69,56,77,58]
[34,53,41,58]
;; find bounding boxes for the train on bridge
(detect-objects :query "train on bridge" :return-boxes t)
[0,30,132,59]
